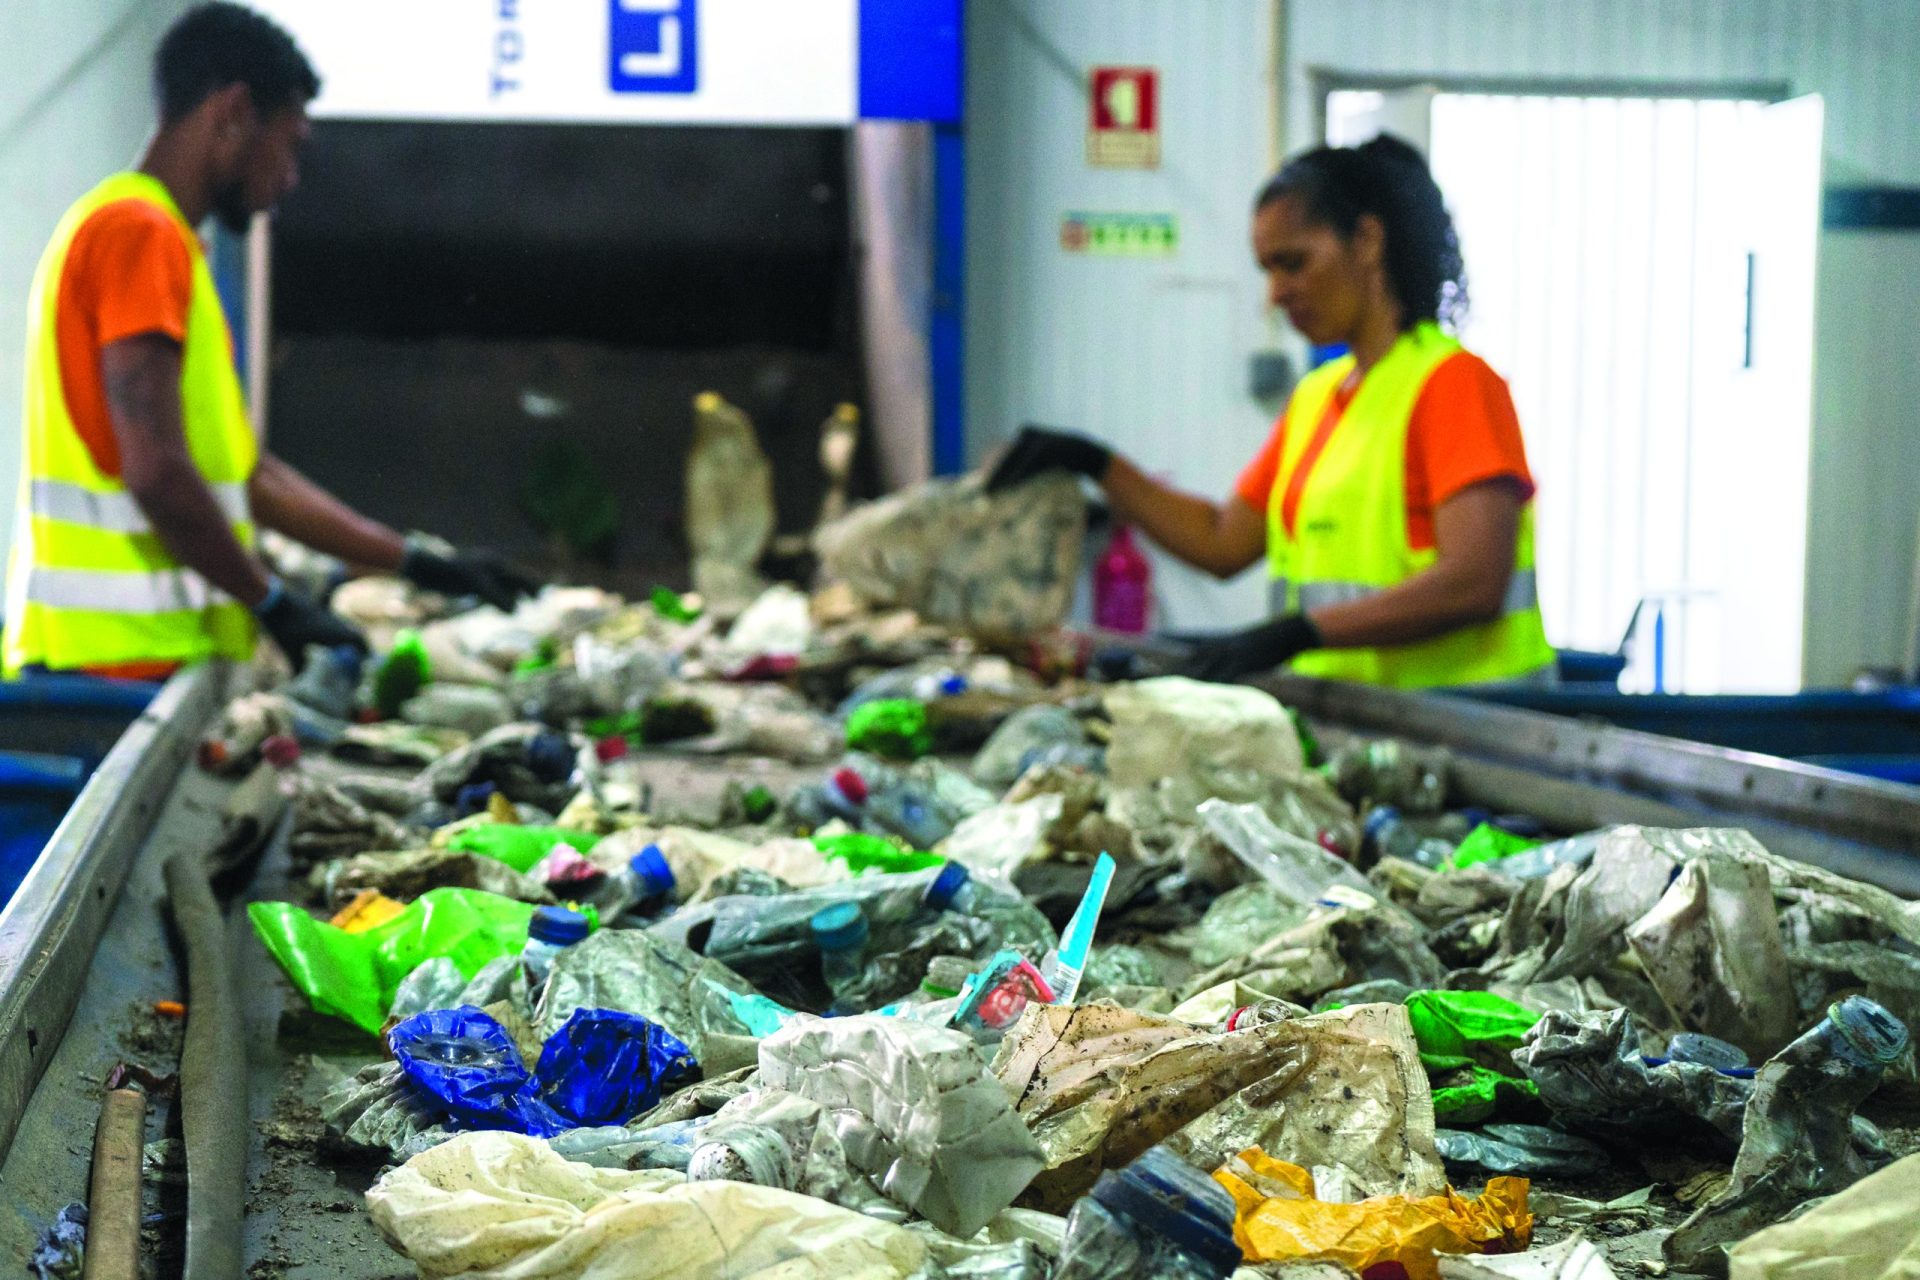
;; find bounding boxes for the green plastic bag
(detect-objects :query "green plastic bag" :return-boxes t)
[446,824,604,874]
[248,888,540,1034]
[1405,989,1542,1070]
[846,699,932,759]
[813,832,942,875]
[373,628,432,717]
[1447,823,1544,870]
[1430,1063,1542,1125]
[651,585,703,623]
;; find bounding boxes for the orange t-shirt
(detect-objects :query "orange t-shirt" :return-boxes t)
[54,198,196,479]
[46,199,197,682]
[1233,349,1534,552]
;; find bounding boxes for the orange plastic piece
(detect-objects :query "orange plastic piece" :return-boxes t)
[153,1000,186,1018]
[1213,1148,1532,1280]
[328,889,408,934]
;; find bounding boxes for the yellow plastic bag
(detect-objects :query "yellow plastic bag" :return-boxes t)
[1215,1148,1532,1280]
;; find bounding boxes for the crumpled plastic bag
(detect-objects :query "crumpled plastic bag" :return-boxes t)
[1180,898,1448,1006]
[1103,677,1305,792]
[687,391,776,611]
[992,1001,1443,1212]
[537,927,760,1073]
[289,775,418,866]
[757,1013,1047,1237]
[536,1007,697,1126]
[1525,827,1920,1056]
[687,1088,899,1221]
[1190,798,1373,902]
[1726,1151,1920,1280]
[321,1060,450,1159]
[1214,1147,1531,1280]
[939,795,1063,880]
[814,472,1086,640]
[1624,856,1798,1060]
[971,705,1089,790]
[389,1005,569,1137]
[366,1130,935,1280]
[1511,1008,1750,1145]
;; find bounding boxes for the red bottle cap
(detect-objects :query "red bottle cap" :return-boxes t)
[830,767,869,804]
[262,734,301,768]
[595,736,630,762]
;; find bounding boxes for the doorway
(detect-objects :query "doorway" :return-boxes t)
[1326,87,1824,693]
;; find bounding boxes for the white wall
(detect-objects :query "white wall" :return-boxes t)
[967,0,1920,678]
[0,1,191,587]
[965,0,1279,630]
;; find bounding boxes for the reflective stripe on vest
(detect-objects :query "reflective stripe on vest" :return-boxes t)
[1265,323,1556,688]
[19,565,233,613]
[1274,568,1540,617]
[3,173,258,676]
[31,478,250,533]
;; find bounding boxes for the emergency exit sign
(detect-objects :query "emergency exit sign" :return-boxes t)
[1087,66,1159,168]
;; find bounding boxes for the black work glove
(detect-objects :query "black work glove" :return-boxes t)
[985,424,1114,494]
[255,578,368,669]
[400,535,540,612]
[1182,613,1322,683]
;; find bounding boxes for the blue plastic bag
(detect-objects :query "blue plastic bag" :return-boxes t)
[535,1007,697,1125]
[388,1004,697,1136]
[387,1005,568,1137]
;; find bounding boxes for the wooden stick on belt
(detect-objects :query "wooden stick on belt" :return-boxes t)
[82,1087,146,1280]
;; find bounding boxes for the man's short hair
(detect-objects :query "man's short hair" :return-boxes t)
[154,3,320,124]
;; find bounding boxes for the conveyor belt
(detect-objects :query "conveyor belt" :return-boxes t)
[2,663,1916,1271]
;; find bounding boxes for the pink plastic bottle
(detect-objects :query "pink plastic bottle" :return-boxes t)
[1093,525,1151,633]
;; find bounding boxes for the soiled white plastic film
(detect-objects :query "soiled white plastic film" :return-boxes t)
[757,1013,1047,1237]
[366,1131,935,1280]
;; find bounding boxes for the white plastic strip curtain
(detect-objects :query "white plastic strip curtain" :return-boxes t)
[851,122,935,491]
[1428,94,1767,692]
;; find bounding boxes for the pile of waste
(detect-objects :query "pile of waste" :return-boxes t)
[189,477,1920,1280]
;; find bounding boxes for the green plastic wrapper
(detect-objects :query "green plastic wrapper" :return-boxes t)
[373,628,432,717]
[446,824,604,874]
[247,888,540,1034]
[650,585,703,622]
[845,698,932,759]
[813,832,943,875]
[1430,1064,1542,1125]
[1405,989,1542,1067]
[1448,823,1544,870]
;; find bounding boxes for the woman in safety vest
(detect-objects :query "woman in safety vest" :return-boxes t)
[987,134,1554,687]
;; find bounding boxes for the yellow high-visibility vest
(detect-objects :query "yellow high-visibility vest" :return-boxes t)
[1267,322,1554,687]
[3,173,258,676]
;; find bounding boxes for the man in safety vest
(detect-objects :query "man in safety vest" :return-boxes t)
[3,3,533,681]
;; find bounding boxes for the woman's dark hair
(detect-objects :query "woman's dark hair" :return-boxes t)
[1255,133,1467,330]
[155,2,321,124]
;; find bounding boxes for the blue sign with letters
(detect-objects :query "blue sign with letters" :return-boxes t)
[608,0,698,95]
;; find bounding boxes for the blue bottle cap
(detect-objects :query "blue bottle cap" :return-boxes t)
[328,643,367,677]
[629,845,676,900]
[937,674,968,696]
[810,902,869,953]
[1827,995,1909,1067]
[455,782,497,816]
[1667,1032,1749,1072]
[1090,1146,1242,1273]
[528,906,590,945]
[924,861,972,911]
[1363,806,1402,842]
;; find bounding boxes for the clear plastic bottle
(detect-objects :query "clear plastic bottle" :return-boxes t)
[1053,1146,1243,1280]
[787,766,870,832]
[608,845,679,920]
[520,906,590,992]
[1363,805,1455,869]
[921,861,1057,962]
[811,902,870,1015]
